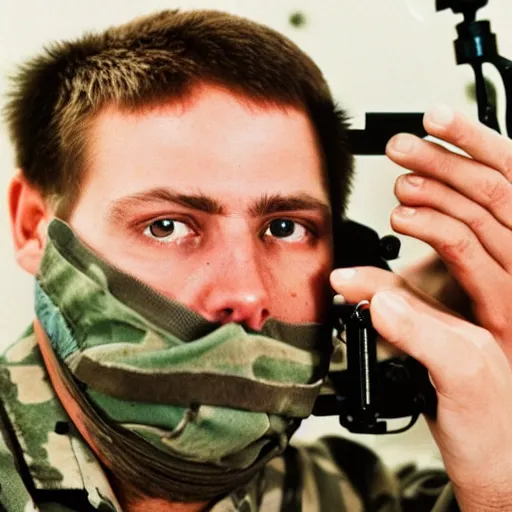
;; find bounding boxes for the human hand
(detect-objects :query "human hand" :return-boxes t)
[386,106,512,364]
[330,267,512,511]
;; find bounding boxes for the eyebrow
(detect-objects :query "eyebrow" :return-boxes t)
[107,188,223,223]
[248,193,331,218]
[106,187,331,224]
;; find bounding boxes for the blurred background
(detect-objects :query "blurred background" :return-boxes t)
[1,0,511,471]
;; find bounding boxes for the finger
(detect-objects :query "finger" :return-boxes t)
[395,173,512,271]
[369,290,500,402]
[330,267,509,396]
[330,266,461,320]
[422,105,512,181]
[390,205,510,333]
[386,133,512,231]
[330,266,494,383]
[370,290,512,500]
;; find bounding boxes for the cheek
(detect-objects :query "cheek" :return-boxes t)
[119,256,198,301]
[269,249,333,323]
[83,234,198,302]
[76,221,334,324]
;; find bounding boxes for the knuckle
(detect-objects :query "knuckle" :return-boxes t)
[481,177,509,209]
[448,127,469,149]
[437,235,473,264]
[467,214,486,233]
[497,148,512,176]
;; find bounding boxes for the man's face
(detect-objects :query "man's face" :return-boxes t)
[68,84,333,330]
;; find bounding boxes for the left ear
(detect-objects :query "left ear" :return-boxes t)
[8,170,52,275]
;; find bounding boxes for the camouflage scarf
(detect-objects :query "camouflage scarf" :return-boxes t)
[34,219,333,502]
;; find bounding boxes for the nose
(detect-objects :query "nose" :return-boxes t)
[193,237,271,331]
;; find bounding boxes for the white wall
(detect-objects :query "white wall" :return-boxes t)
[1,0,511,467]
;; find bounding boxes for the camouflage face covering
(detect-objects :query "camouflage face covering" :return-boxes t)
[34,219,333,501]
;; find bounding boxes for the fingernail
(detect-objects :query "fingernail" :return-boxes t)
[394,206,416,217]
[390,134,415,154]
[331,268,357,286]
[427,104,454,127]
[372,291,408,318]
[404,174,424,187]
[333,294,346,305]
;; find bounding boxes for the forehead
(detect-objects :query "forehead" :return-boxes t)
[84,85,328,206]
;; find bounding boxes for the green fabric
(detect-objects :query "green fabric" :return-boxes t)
[25,219,337,501]
[34,219,332,473]
[0,333,459,511]
[0,331,390,511]
[0,328,121,511]
[0,332,372,511]
[0,427,35,512]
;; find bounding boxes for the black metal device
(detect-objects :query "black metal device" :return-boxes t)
[436,0,512,135]
[312,222,437,434]
[313,300,437,434]
[348,113,427,155]
[341,301,380,432]
[348,0,512,157]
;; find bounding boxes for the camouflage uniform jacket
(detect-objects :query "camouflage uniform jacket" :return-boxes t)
[0,328,457,512]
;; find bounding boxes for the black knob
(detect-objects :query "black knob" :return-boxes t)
[379,235,401,261]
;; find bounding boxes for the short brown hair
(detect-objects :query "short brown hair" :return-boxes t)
[4,9,353,226]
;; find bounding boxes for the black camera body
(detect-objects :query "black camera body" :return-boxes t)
[312,221,436,434]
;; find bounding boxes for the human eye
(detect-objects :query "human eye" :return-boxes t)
[263,218,309,243]
[143,218,194,244]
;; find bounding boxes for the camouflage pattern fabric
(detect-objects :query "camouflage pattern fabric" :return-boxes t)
[0,331,459,511]
[0,327,121,511]
[27,219,344,501]
[0,329,400,511]
[35,219,331,468]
